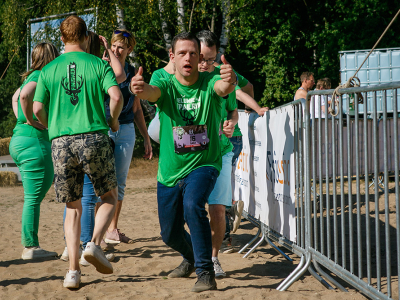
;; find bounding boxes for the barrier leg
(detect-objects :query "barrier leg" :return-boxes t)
[265,236,293,262]
[243,231,265,258]
[308,265,334,290]
[312,260,348,292]
[238,226,261,254]
[277,254,306,291]
[278,253,312,291]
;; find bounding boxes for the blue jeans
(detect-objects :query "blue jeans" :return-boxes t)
[109,123,136,201]
[157,167,218,274]
[229,136,243,166]
[63,174,99,248]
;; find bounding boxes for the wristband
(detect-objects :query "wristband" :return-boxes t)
[231,72,238,86]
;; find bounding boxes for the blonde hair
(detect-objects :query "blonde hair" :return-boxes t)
[60,15,87,44]
[22,42,59,80]
[111,29,136,50]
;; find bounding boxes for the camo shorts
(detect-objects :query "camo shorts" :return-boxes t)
[51,132,117,203]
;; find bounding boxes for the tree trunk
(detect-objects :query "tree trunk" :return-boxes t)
[177,0,186,32]
[159,0,172,50]
[115,2,126,29]
[211,0,216,32]
[219,0,230,54]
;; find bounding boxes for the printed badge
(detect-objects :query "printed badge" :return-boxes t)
[173,125,209,154]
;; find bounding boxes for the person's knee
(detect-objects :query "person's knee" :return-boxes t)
[209,204,226,221]
[101,187,118,205]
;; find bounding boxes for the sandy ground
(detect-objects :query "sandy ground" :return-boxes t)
[0,159,368,300]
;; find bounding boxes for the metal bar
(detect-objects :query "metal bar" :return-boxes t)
[279,253,312,291]
[382,89,391,297]
[243,231,265,258]
[308,265,334,290]
[238,226,261,254]
[311,96,317,250]
[325,104,331,260]
[363,91,371,285]
[26,22,30,71]
[318,97,324,256]
[295,105,301,247]
[347,93,354,275]
[307,81,400,95]
[372,91,381,291]
[339,95,346,269]
[312,260,348,292]
[332,110,338,264]
[28,8,96,23]
[277,255,306,291]
[393,88,400,300]
[300,106,305,249]
[265,235,293,262]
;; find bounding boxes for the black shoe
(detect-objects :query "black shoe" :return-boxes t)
[168,259,195,278]
[191,271,217,292]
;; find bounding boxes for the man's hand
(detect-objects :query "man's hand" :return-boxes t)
[25,120,46,130]
[130,66,144,95]
[143,138,153,160]
[222,120,235,138]
[108,118,120,132]
[257,107,269,116]
[219,55,236,84]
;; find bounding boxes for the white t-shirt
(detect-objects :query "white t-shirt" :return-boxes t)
[311,94,332,119]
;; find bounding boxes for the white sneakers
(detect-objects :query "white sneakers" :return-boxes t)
[212,257,226,278]
[82,242,113,274]
[21,247,57,260]
[63,270,81,289]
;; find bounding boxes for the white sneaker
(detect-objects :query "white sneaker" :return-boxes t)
[80,252,115,266]
[63,270,81,289]
[213,258,226,278]
[83,242,113,274]
[60,246,82,262]
[21,247,57,260]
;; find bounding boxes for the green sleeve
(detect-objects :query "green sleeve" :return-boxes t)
[33,71,50,107]
[150,69,163,85]
[102,63,118,94]
[236,71,248,88]
[153,78,169,109]
[225,92,238,112]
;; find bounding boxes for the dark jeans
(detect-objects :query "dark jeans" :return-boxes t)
[224,136,244,240]
[157,166,218,274]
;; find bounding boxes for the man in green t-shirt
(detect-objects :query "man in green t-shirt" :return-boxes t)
[33,16,123,289]
[130,32,237,293]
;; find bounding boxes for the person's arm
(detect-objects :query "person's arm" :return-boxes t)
[223,108,238,138]
[107,85,124,132]
[241,81,254,98]
[33,102,48,128]
[132,97,153,159]
[236,89,269,116]
[214,55,236,97]
[11,88,20,118]
[130,67,161,103]
[100,35,126,84]
[294,89,307,101]
[19,81,46,130]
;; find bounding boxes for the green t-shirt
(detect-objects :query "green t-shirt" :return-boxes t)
[12,70,50,140]
[152,72,223,187]
[33,52,118,141]
[150,68,174,114]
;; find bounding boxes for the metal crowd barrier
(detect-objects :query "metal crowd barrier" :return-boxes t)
[238,82,400,299]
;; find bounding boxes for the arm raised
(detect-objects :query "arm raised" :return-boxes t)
[214,55,236,98]
[130,66,161,103]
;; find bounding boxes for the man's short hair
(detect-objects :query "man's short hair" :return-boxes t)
[300,71,314,83]
[323,77,331,89]
[60,15,87,44]
[316,79,325,90]
[171,32,200,54]
[196,30,220,49]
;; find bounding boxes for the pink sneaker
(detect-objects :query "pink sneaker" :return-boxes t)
[105,229,134,244]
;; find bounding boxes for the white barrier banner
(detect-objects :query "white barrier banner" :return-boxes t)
[234,108,296,242]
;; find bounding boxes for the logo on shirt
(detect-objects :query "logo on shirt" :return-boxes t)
[177,97,200,125]
[61,62,84,106]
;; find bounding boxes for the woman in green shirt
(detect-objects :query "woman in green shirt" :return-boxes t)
[9,42,59,260]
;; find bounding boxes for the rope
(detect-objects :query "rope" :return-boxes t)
[329,8,400,116]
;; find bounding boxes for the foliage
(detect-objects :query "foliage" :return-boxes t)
[1,0,400,144]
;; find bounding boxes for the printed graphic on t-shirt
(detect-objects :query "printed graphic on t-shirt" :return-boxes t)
[177,97,200,125]
[173,125,209,154]
[61,62,84,106]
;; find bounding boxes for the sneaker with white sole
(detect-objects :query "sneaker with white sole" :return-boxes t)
[213,258,226,278]
[82,242,113,274]
[80,252,115,266]
[21,247,57,260]
[219,237,234,254]
[63,270,81,289]
[60,246,82,262]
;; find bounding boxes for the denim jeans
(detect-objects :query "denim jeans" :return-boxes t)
[229,136,243,166]
[108,123,136,201]
[157,166,218,274]
[63,174,99,248]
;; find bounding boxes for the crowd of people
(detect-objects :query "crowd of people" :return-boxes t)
[9,15,270,292]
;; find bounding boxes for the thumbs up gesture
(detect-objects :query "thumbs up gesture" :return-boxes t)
[219,55,236,85]
[130,66,144,95]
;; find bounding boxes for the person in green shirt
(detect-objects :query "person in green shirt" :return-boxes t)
[33,15,123,289]
[9,42,59,261]
[130,32,237,293]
